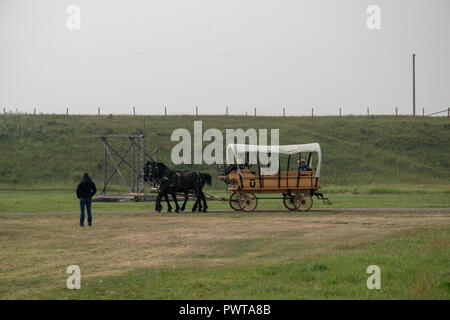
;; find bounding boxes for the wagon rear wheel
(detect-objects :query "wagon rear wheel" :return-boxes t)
[294,193,313,212]
[238,192,258,212]
[229,192,242,211]
[283,194,296,211]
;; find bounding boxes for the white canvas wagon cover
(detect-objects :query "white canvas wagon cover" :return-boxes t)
[226,143,322,177]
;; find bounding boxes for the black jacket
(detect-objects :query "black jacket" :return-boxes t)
[76,177,97,199]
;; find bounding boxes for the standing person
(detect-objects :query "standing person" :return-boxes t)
[76,172,97,227]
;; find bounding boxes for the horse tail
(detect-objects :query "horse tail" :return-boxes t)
[202,173,212,185]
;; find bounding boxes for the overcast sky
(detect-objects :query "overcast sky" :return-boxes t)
[0,0,449,116]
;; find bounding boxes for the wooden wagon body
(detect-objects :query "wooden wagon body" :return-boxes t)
[220,143,326,212]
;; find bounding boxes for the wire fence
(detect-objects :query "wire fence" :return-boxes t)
[1,106,449,117]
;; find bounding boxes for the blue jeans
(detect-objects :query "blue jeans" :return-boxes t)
[79,198,92,225]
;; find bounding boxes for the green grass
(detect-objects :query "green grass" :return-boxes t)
[56,228,449,300]
[0,185,449,213]
[0,114,449,190]
[0,114,449,300]
[1,213,448,299]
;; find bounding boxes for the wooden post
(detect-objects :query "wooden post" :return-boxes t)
[131,138,135,193]
[103,139,107,194]
[367,107,369,116]
[196,106,198,117]
[226,107,228,116]
[339,107,341,116]
[133,107,135,115]
[395,107,398,117]
[66,107,69,115]
[283,107,285,117]
[164,107,167,116]
[422,108,424,117]
[254,107,256,117]
[413,54,416,116]
[34,108,36,116]
[98,107,101,116]
[448,107,449,117]
[3,108,5,115]
[311,107,314,117]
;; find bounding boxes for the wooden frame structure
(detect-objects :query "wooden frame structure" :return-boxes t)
[92,134,156,197]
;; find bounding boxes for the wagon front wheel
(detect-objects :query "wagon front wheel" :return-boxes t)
[229,192,242,211]
[294,193,313,212]
[283,194,297,211]
[238,192,258,212]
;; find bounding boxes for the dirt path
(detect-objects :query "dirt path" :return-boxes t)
[1,207,449,217]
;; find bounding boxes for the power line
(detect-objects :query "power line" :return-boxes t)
[0,43,428,59]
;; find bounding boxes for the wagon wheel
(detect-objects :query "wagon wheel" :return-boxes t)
[229,192,242,211]
[294,193,313,212]
[283,194,297,211]
[238,192,258,212]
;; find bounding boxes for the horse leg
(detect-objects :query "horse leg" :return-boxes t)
[165,194,172,213]
[194,189,203,212]
[199,189,208,213]
[180,194,188,212]
[192,190,199,212]
[171,191,180,213]
[155,192,163,212]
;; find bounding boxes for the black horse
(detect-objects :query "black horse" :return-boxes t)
[143,161,211,213]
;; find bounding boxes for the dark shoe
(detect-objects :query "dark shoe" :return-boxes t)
[80,224,84,227]
[88,223,92,226]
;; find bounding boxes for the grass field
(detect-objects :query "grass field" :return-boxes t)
[0,114,448,300]
[0,211,449,299]
[1,114,449,189]
[0,185,449,214]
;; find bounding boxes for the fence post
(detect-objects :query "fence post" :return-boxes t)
[133,107,135,115]
[34,108,36,116]
[367,107,369,116]
[283,107,285,117]
[164,107,167,116]
[254,107,256,117]
[448,107,449,117]
[3,107,5,115]
[311,107,314,117]
[422,108,424,117]
[196,106,198,117]
[98,107,101,116]
[339,107,341,116]
[66,107,69,115]
[226,107,228,116]
[395,107,398,116]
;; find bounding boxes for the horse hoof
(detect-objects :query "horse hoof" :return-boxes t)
[175,210,180,213]
[167,209,172,213]
[202,209,207,213]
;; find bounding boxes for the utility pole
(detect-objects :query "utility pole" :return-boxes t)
[413,53,416,116]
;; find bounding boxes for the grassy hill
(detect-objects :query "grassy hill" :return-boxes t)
[0,114,449,190]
